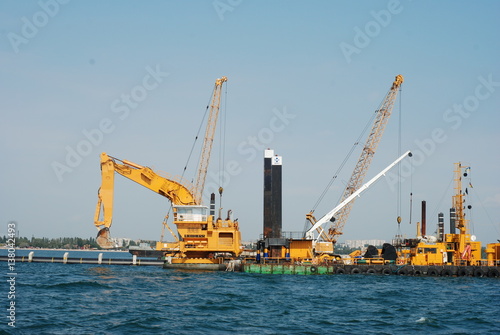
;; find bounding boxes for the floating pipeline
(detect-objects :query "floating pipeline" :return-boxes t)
[0,255,163,266]
[4,255,500,277]
[242,263,500,277]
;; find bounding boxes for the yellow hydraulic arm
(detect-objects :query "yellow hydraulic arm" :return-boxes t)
[94,152,197,248]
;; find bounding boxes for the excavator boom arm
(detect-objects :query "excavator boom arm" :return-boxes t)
[93,152,198,248]
[93,157,114,228]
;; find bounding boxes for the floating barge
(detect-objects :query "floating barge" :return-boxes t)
[242,263,500,277]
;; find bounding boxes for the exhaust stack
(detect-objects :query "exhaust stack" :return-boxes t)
[421,200,427,237]
[438,212,444,241]
[450,208,456,234]
[210,193,216,218]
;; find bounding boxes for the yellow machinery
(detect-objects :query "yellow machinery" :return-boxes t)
[93,77,242,263]
[403,163,483,266]
[486,243,500,267]
[306,75,404,250]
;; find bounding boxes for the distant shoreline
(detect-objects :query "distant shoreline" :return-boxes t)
[0,247,129,252]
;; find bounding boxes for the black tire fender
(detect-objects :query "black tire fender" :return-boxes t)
[367,268,376,274]
[427,267,439,276]
[397,268,407,276]
[351,267,361,274]
[487,268,499,278]
[473,268,485,277]
[382,268,391,275]
[335,267,345,275]
[310,266,317,274]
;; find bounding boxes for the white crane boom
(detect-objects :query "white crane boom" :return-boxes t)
[307,150,412,236]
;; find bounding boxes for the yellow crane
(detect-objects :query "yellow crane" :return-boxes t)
[404,163,482,266]
[93,77,242,264]
[194,76,227,204]
[307,75,404,245]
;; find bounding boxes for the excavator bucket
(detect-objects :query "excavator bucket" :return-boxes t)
[96,227,116,249]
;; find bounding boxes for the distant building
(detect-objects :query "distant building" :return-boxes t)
[111,237,132,248]
[340,239,386,249]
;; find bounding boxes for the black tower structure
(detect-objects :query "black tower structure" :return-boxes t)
[263,149,273,238]
[260,149,288,260]
[271,154,282,239]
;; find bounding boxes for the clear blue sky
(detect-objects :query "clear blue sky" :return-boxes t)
[1,0,499,245]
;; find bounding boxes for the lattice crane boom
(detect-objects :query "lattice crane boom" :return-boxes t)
[193,76,227,204]
[327,74,404,242]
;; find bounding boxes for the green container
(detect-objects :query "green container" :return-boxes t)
[317,266,329,275]
[294,265,306,275]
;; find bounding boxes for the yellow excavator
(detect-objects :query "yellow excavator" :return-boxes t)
[93,153,241,259]
[93,77,242,266]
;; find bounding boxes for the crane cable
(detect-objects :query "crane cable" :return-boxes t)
[397,84,403,230]
[218,81,229,208]
[162,84,216,242]
[471,185,500,236]
[408,151,413,226]
[161,86,213,241]
[463,169,475,236]
[181,86,216,184]
[309,96,381,213]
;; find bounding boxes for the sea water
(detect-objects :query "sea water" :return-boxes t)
[1,250,499,334]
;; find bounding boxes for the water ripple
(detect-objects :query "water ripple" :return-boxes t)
[6,263,500,334]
